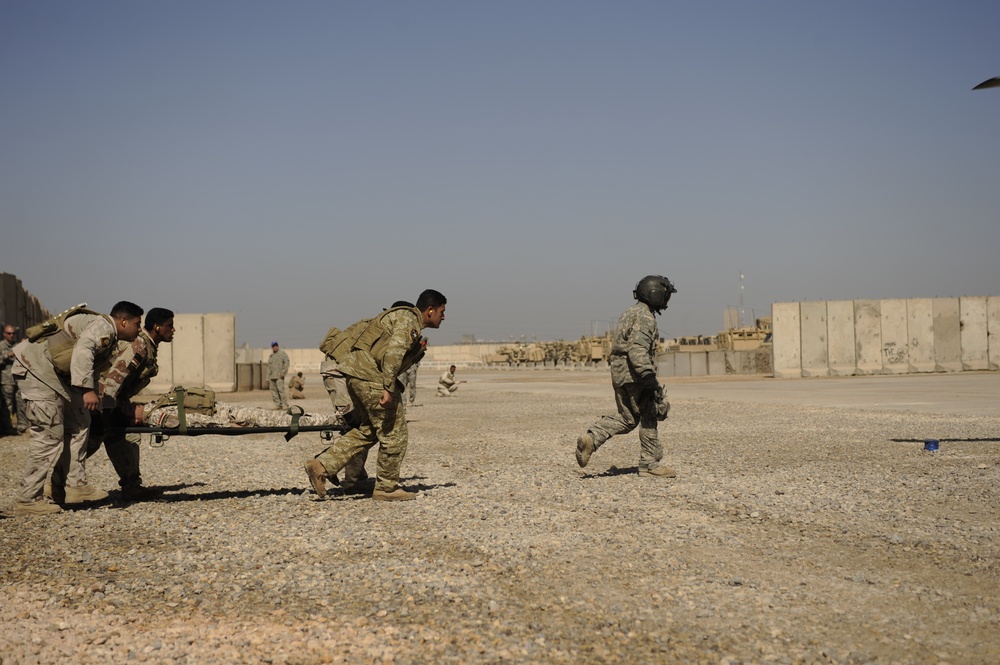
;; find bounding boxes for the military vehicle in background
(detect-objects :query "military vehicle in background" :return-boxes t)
[716,316,772,351]
[486,333,614,366]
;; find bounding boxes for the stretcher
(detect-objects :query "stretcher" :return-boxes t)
[121,390,347,445]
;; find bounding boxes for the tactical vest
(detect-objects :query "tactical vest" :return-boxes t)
[324,307,424,375]
[45,312,117,378]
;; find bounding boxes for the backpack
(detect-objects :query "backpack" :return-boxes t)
[149,386,216,415]
[319,306,423,370]
[25,303,102,343]
[319,318,374,363]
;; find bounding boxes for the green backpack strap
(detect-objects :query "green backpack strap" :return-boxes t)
[174,387,188,435]
[284,405,304,441]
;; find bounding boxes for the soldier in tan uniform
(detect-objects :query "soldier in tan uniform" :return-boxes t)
[11,301,144,516]
[268,342,290,409]
[53,308,175,502]
[576,276,677,478]
[288,372,306,399]
[436,365,465,397]
[305,289,446,502]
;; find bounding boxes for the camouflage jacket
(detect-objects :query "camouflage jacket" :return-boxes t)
[337,306,425,391]
[267,350,289,380]
[0,338,14,385]
[608,302,658,388]
[99,330,159,409]
[14,312,118,400]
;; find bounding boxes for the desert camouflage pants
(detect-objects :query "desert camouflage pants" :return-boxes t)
[587,382,664,470]
[313,377,407,492]
[50,409,142,491]
[18,391,91,502]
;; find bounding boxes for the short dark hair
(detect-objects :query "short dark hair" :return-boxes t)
[144,307,174,331]
[111,301,143,319]
[416,289,447,311]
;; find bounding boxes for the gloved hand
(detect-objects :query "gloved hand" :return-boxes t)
[639,373,660,392]
[655,386,670,421]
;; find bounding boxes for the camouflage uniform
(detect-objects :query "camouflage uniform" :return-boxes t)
[311,306,425,493]
[1,336,18,426]
[52,331,160,494]
[13,313,119,502]
[401,363,418,404]
[288,373,306,399]
[584,302,668,471]
[143,401,344,429]
[268,348,290,409]
[437,369,459,397]
[0,339,18,436]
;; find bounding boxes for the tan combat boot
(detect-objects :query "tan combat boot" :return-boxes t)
[576,432,595,468]
[65,484,109,504]
[638,466,677,478]
[13,497,63,516]
[372,488,417,502]
[304,460,328,499]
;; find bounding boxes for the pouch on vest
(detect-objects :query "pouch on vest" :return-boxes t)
[320,317,374,363]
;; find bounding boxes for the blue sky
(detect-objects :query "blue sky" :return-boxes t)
[2,1,998,347]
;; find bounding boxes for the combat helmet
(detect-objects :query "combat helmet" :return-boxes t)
[633,275,677,313]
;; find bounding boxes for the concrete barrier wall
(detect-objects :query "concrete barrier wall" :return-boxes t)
[799,301,829,377]
[960,297,989,371]
[933,298,962,373]
[880,299,909,374]
[907,298,935,373]
[854,300,883,375]
[146,313,237,394]
[827,300,856,376]
[0,273,50,334]
[989,297,1000,371]
[772,297,999,378]
[772,302,801,379]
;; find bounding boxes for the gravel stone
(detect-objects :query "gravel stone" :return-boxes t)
[0,370,997,664]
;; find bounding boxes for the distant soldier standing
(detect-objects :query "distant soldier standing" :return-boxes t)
[1,325,19,433]
[576,276,677,478]
[268,341,290,410]
[400,362,419,405]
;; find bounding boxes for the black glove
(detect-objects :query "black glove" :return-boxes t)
[639,373,660,392]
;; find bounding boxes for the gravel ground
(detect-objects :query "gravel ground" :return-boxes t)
[1,370,998,664]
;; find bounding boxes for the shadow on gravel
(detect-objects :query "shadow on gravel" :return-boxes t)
[62,482,210,510]
[890,437,1000,443]
[581,465,639,479]
[153,486,308,502]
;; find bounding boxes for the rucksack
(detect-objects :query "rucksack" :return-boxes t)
[148,386,217,416]
[318,306,416,363]
[319,318,373,363]
[25,303,102,343]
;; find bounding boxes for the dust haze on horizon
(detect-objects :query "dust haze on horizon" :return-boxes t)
[2,2,998,348]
